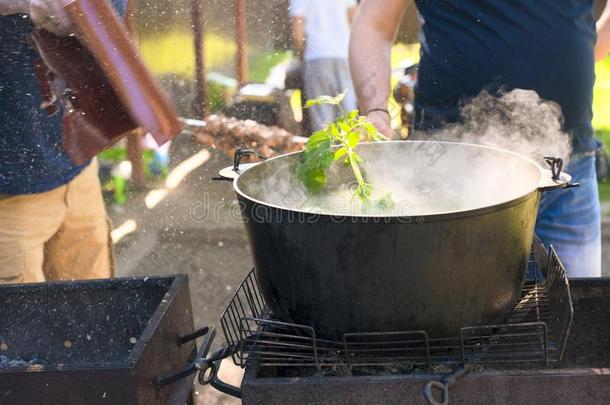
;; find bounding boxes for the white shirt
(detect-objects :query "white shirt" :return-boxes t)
[290,0,357,61]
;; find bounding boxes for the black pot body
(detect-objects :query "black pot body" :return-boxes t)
[237,192,539,338]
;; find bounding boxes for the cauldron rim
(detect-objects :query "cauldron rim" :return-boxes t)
[234,140,544,221]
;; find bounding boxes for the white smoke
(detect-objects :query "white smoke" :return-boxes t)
[417,89,573,164]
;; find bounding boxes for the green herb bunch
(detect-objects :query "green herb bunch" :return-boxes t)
[297,91,392,204]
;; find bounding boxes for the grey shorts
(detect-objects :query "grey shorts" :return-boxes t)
[303,58,357,132]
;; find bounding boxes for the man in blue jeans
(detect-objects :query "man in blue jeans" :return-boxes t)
[350,0,610,277]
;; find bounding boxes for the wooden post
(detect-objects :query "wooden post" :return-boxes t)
[124,0,146,188]
[234,0,248,86]
[191,0,209,118]
[124,0,138,35]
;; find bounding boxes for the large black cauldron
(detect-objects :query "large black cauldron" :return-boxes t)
[229,141,572,338]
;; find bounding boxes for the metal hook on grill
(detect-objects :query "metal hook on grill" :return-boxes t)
[423,366,468,405]
[196,345,234,384]
[424,380,449,405]
[197,360,217,385]
[156,326,217,388]
[197,345,243,399]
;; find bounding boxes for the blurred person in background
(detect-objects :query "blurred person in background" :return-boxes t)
[290,0,358,133]
[350,0,610,278]
[0,0,126,284]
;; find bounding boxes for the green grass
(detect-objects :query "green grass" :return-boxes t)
[139,31,236,77]
[98,148,160,180]
[594,57,610,203]
[594,57,610,134]
[139,30,291,82]
[99,148,155,163]
[249,51,292,83]
[599,182,610,201]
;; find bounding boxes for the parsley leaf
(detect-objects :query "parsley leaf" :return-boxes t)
[297,92,394,204]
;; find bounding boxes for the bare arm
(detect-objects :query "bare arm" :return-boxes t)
[0,0,73,35]
[596,0,610,62]
[292,15,306,61]
[349,0,409,137]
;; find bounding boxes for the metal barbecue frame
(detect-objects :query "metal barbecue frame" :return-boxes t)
[219,243,573,371]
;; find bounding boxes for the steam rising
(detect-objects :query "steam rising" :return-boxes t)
[237,89,571,217]
[418,89,573,164]
[238,142,541,217]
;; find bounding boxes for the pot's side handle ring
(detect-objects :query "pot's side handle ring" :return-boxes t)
[213,148,268,181]
[538,157,579,192]
[233,148,267,171]
[544,156,563,180]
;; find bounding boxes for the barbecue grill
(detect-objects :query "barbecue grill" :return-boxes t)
[2,242,608,404]
[195,241,610,404]
[236,277,610,405]
[0,275,210,405]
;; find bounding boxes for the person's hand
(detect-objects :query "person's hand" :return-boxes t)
[366,110,393,140]
[29,0,73,36]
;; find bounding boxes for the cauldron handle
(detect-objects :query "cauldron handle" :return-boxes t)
[538,156,579,191]
[544,156,564,181]
[213,148,267,181]
[233,148,267,171]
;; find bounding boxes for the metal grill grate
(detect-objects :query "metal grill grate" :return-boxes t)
[219,244,573,370]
